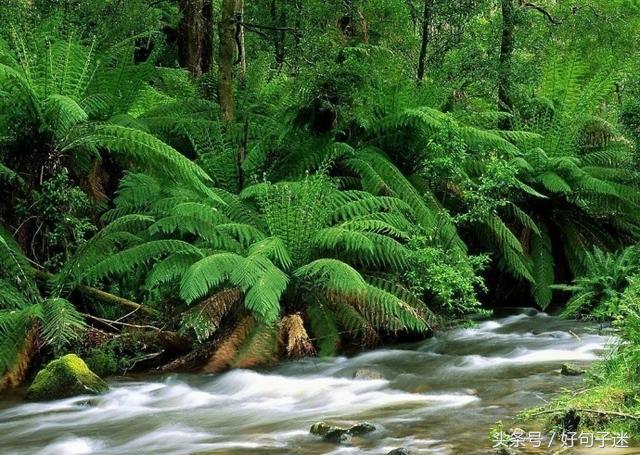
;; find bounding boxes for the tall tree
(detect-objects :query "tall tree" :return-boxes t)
[270,0,286,70]
[498,0,515,129]
[178,0,214,77]
[416,0,434,82]
[218,0,237,123]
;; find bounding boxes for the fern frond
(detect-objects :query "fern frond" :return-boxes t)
[0,280,31,310]
[180,253,244,303]
[233,323,279,369]
[242,265,287,324]
[247,237,293,271]
[0,307,37,381]
[145,252,202,289]
[203,316,255,373]
[307,303,340,357]
[39,298,85,353]
[44,94,88,139]
[80,125,214,191]
[181,288,242,342]
[531,227,555,309]
[295,259,367,295]
[83,240,202,281]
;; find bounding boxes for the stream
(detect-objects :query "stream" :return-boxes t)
[0,309,629,454]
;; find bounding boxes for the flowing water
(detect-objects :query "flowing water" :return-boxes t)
[0,309,632,454]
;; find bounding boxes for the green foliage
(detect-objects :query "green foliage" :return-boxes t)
[0,230,85,376]
[0,34,212,187]
[1,0,640,377]
[73,172,432,359]
[84,345,119,378]
[558,246,640,321]
[25,168,95,271]
[528,276,640,436]
[404,234,488,316]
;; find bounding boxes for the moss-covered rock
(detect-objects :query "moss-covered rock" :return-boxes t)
[27,354,108,400]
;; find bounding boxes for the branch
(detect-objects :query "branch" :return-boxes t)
[36,270,157,316]
[76,284,158,315]
[239,22,297,32]
[82,313,163,331]
[242,25,269,38]
[530,408,640,420]
[521,2,562,25]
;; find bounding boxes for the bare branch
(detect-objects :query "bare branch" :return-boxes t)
[521,2,562,25]
[239,22,297,32]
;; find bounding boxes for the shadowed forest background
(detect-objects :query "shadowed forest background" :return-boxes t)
[1,0,640,448]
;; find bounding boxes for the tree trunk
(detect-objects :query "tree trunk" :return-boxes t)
[293,0,302,69]
[236,0,246,85]
[201,0,214,72]
[218,0,236,124]
[178,0,214,77]
[416,0,435,82]
[339,0,354,38]
[271,0,286,70]
[498,0,515,129]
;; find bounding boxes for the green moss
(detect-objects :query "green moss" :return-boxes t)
[85,346,118,377]
[27,354,108,401]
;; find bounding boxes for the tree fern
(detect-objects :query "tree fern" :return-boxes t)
[77,170,431,367]
[0,231,85,379]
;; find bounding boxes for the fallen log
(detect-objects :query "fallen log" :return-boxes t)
[36,270,157,316]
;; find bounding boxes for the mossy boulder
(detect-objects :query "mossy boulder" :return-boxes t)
[27,354,108,400]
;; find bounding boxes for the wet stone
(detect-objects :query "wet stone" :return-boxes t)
[310,421,376,444]
[561,363,585,376]
[352,368,384,380]
[348,422,376,435]
[325,430,352,444]
[387,449,413,455]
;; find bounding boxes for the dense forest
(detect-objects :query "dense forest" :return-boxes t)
[1,0,640,453]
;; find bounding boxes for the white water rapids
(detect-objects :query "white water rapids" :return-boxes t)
[0,310,619,454]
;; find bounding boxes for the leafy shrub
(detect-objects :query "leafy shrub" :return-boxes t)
[558,246,640,320]
[405,234,488,316]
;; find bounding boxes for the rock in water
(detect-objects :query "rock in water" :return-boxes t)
[352,368,384,380]
[310,421,339,436]
[310,421,376,444]
[387,449,413,455]
[560,363,585,376]
[348,422,376,435]
[27,354,108,400]
[325,430,353,444]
